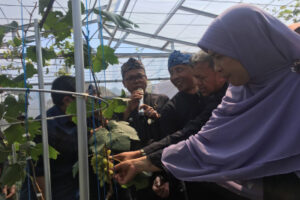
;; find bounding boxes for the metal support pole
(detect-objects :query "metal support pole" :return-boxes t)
[34,19,52,200]
[71,1,90,200]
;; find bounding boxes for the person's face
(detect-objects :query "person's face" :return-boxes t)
[209,52,250,86]
[169,64,197,93]
[123,68,147,93]
[193,62,225,96]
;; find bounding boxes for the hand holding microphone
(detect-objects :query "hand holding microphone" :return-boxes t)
[137,88,144,116]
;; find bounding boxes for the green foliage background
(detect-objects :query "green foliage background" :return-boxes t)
[0,0,138,189]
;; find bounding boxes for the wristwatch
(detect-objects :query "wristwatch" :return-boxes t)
[140,149,146,156]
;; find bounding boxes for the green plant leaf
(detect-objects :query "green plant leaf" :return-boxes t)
[25,62,38,78]
[3,95,26,122]
[39,0,51,14]
[30,143,59,161]
[3,124,25,144]
[66,99,102,124]
[108,120,139,141]
[28,121,41,139]
[102,98,128,119]
[114,105,127,113]
[120,89,126,98]
[93,10,139,29]
[0,163,26,186]
[0,27,6,47]
[27,46,57,65]
[43,11,72,44]
[92,46,118,72]
[89,127,109,153]
[108,132,130,152]
[0,143,11,163]
[0,74,24,88]
[0,103,5,118]
[13,37,22,47]
[3,95,22,122]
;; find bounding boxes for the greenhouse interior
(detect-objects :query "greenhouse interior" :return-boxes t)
[0,0,299,200]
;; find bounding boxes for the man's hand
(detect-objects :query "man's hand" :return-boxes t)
[152,176,170,198]
[128,90,144,112]
[140,104,160,119]
[113,159,139,185]
[113,150,142,162]
[114,157,161,185]
[2,185,16,199]
[123,90,143,120]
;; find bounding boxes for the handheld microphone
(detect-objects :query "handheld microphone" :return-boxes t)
[137,88,144,116]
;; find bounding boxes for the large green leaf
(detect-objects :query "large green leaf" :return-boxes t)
[39,0,51,14]
[26,62,38,79]
[3,120,41,145]
[0,163,26,186]
[102,98,128,119]
[58,42,89,68]
[66,98,102,124]
[0,75,24,88]
[3,95,24,122]
[42,0,85,44]
[108,132,130,152]
[0,21,18,47]
[30,143,59,161]
[108,120,139,141]
[43,11,72,44]
[27,46,57,65]
[92,46,119,72]
[0,143,11,163]
[0,103,5,118]
[89,120,139,154]
[93,10,139,29]
[0,27,5,47]
[3,95,26,122]
[3,124,25,144]
[13,37,22,47]
[12,62,38,82]
[89,127,109,154]
[28,121,42,139]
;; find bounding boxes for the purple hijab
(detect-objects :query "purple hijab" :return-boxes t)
[162,3,300,185]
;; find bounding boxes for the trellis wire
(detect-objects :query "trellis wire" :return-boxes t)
[85,0,101,199]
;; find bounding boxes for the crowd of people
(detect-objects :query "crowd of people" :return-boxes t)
[3,3,299,200]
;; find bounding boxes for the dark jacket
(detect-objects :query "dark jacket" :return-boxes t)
[143,84,235,200]
[144,85,228,168]
[21,105,79,200]
[116,92,169,149]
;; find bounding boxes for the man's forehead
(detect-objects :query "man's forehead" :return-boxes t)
[124,68,145,77]
[170,64,190,71]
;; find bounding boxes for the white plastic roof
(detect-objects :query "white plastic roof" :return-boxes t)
[0,0,297,95]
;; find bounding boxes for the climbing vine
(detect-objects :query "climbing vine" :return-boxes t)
[0,0,138,193]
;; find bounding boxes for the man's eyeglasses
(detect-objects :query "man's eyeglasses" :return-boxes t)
[124,74,146,82]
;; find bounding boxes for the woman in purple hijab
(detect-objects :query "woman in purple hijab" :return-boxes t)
[161,3,300,199]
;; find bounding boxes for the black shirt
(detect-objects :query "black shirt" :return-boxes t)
[24,105,79,200]
[117,92,169,148]
[145,84,228,168]
[159,91,205,137]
